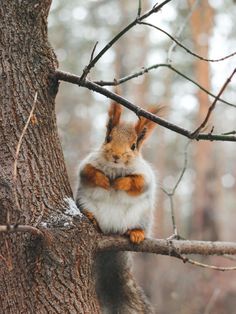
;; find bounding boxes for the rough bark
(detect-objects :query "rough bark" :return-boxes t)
[0,1,100,313]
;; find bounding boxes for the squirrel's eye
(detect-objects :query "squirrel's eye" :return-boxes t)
[106,135,112,143]
[131,143,136,151]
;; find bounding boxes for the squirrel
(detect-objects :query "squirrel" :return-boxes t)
[76,100,157,313]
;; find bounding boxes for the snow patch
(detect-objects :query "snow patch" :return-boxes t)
[64,197,82,217]
[40,222,48,228]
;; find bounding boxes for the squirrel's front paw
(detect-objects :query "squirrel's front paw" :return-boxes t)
[126,229,145,244]
[95,172,110,190]
[113,175,145,196]
[81,164,110,190]
[113,177,131,191]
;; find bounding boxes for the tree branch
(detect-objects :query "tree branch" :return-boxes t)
[97,235,236,257]
[191,67,236,137]
[12,92,38,223]
[54,70,236,142]
[140,21,236,63]
[0,224,43,237]
[94,63,236,108]
[161,140,191,236]
[167,0,201,63]
[97,236,236,271]
[79,0,173,80]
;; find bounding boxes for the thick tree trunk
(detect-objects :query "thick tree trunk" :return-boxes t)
[0,2,152,313]
[0,1,100,313]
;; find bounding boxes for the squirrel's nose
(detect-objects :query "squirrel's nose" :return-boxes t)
[113,154,120,161]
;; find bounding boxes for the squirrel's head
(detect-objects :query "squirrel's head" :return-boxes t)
[102,100,158,167]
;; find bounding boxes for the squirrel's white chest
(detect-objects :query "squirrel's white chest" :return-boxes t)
[79,186,153,234]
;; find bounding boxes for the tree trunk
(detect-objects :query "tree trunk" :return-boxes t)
[0,2,151,313]
[190,1,220,240]
[0,1,100,312]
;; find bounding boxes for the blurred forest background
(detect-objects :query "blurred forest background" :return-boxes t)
[49,1,236,313]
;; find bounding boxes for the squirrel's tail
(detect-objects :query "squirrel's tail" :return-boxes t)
[95,251,154,314]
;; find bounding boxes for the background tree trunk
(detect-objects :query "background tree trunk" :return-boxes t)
[190,1,220,240]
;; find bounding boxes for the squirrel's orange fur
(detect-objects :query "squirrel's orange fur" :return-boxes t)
[113,175,145,196]
[82,164,145,198]
[81,164,110,190]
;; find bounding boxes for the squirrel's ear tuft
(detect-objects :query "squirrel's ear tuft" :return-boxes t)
[106,102,122,140]
[106,87,123,139]
[107,102,122,128]
[135,106,163,148]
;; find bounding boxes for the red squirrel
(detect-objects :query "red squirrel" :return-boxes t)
[76,100,157,244]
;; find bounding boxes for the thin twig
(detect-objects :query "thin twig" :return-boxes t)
[185,257,236,271]
[167,0,201,63]
[191,68,236,137]
[140,21,236,63]
[169,195,177,236]
[161,140,191,236]
[173,141,191,194]
[79,0,173,81]
[55,70,236,142]
[160,190,178,236]
[94,63,236,108]
[168,240,236,271]
[221,130,236,135]
[12,92,38,222]
[90,41,99,63]
[80,41,99,80]
[137,0,142,18]
[0,224,43,237]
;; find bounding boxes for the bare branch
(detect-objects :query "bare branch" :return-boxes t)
[167,0,201,63]
[222,130,236,135]
[0,224,43,237]
[94,63,236,108]
[55,70,236,142]
[79,0,173,81]
[140,21,236,63]
[182,256,236,271]
[137,0,142,18]
[97,235,236,271]
[173,141,191,195]
[161,141,191,236]
[170,242,236,271]
[191,68,236,137]
[97,235,236,256]
[80,42,99,80]
[90,41,99,63]
[97,236,236,271]
[12,92,38,222]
